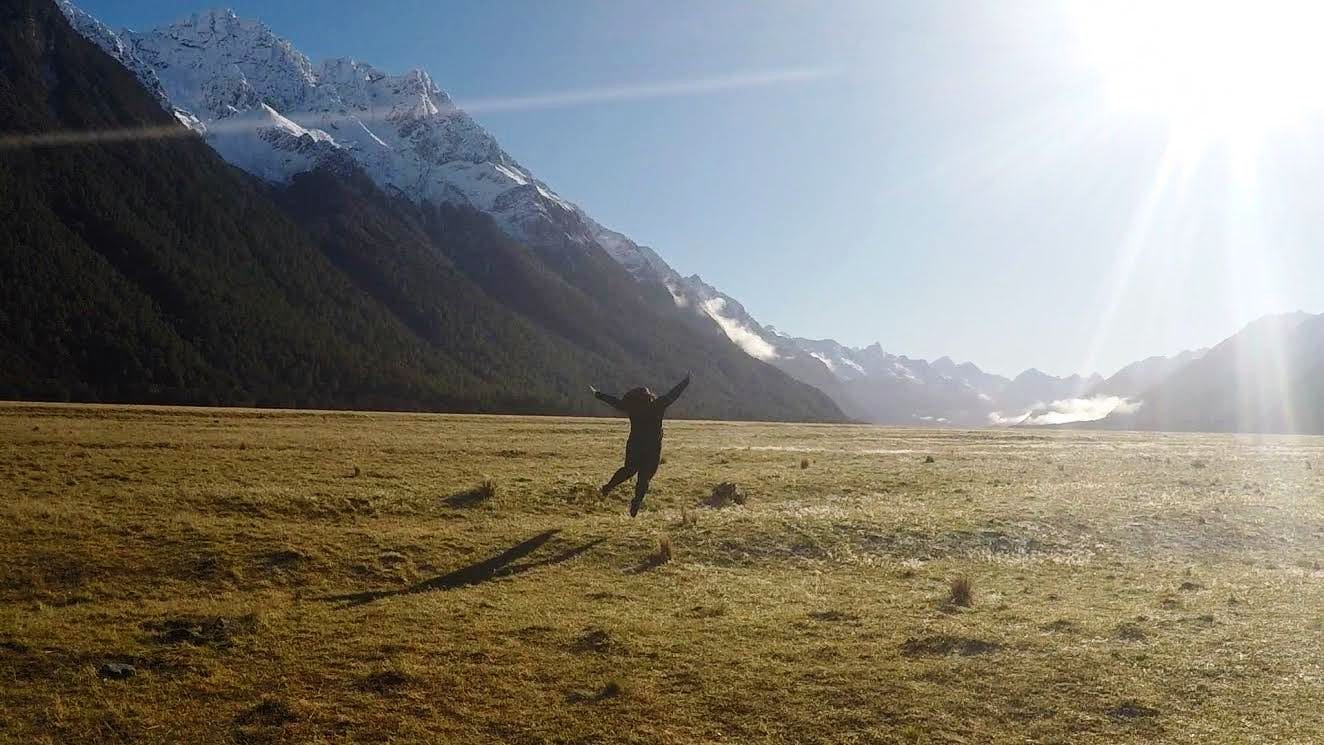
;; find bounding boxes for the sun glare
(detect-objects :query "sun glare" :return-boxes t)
[1073,0,1324,147]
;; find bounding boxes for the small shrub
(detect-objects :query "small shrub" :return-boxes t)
[800,458,810,470]
[679,508,698,528]
[948,576,974,607]
[351,464,361,478]
[924,455,936,464]
[1191,459,1207,469]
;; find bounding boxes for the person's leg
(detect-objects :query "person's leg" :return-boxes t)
[602,464,637,495]
[629,459,659,517]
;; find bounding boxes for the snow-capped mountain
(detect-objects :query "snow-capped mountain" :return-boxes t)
[58,3,788,350]
[57,5,599,247]
[753,333,1106,426]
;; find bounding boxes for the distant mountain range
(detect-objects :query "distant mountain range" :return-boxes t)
[7,0,1317,433]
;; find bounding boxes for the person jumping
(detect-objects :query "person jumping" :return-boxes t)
[591,372,691,517]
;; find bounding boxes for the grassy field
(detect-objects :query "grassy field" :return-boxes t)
[1,403,1322,744]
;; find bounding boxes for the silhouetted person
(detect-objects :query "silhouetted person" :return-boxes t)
[591,373,691,516]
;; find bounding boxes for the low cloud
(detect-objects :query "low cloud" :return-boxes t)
[701,298,778,361]
[989,396,1141,426]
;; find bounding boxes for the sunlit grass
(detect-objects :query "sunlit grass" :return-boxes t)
[1,403,1322,742]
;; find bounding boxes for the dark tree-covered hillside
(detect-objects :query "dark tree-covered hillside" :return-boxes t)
[0,0,844,421]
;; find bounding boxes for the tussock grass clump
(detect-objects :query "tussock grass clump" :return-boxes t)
[900,635,1000,657]
[146,614,258,648]
[1191,459,1208,469]
[800,457,810,469]
[924,455,936,464]
[948,575,974,607]
[236,697,299,726]
[358,663,419,695]
[567,680,624,703]
[571,627,615,654]
[1114,621,1148,641]
[704,481,745,508]
[654,535,673,565]
[1108,700,1160,720]
[445,479,496,508]
[628,535,675,573]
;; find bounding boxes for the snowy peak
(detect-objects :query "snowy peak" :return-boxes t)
[60,1,581,244]
[56,0,171,106]
[128,7,317,116]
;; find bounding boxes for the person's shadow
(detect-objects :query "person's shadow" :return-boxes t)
[323,529,604,607]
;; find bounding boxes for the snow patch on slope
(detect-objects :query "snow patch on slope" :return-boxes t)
[702,298,779,361]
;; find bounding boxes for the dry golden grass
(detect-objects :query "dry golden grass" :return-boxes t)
[1,402,1323,743]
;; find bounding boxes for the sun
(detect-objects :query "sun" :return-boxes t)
[1072,0,1324,148]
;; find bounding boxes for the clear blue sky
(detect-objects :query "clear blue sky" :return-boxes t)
[77,0,1324,378]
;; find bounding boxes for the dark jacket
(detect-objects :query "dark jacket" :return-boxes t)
[595,376,690,461]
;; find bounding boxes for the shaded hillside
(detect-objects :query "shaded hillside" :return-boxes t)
[1097,313,1324,434]
[0,0,843,420]
[1089,349,1205,398]
[0,0,474,409]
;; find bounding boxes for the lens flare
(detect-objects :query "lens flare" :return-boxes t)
[0,68,833,151]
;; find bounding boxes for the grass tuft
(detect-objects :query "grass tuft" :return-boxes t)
[800,457,810,469]
[948,575,974,607]
[704,481,745,508]
[654,535,673,565]
[236,697,299,726]
[445,479,496,508]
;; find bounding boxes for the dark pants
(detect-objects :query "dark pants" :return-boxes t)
[604,442,660,516]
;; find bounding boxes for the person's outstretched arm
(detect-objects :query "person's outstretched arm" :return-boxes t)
[657,372,691,408]
[590,386,627,411]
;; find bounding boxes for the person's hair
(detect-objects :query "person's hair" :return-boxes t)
[623,387,656,406]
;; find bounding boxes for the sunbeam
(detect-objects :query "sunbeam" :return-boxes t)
[0,67,834,151]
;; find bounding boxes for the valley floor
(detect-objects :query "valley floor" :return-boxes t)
[1,404,1322,743]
